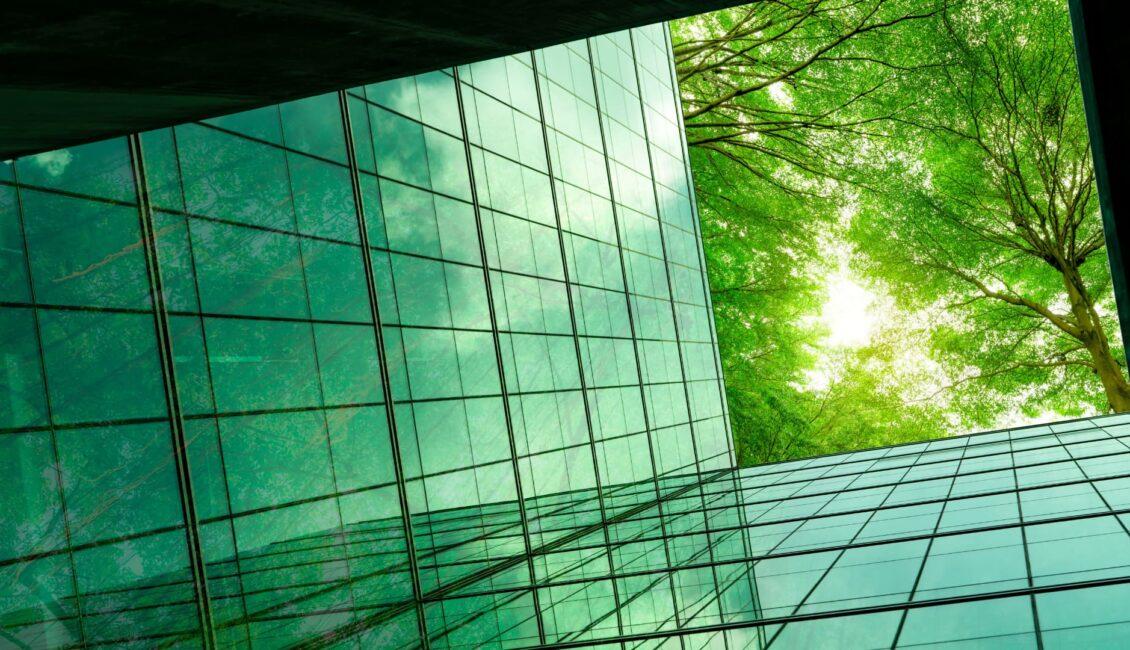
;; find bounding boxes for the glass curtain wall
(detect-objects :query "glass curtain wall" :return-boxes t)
[0,23,731,648]
[5,21,1130,648]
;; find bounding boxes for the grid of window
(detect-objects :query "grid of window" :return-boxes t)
[8,19,1127,650]
[1,23,731,648]
[245,412,1130,648]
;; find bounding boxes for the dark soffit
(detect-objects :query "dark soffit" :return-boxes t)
[0,0,747,159]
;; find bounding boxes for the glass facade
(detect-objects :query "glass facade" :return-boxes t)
[5,19,1130,650]
[1,24,733,648]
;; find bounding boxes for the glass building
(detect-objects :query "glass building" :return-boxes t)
[1,23,730,648]
[3,19,1130,650]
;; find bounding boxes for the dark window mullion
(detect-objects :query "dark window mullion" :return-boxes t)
[127,133,217,648]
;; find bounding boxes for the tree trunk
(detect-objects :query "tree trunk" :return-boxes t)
[1062,266,1130,411]
[1088,341,1130,411]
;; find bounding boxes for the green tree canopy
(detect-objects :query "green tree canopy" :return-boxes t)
[854,0,1125,417]
[673,0,1126,464]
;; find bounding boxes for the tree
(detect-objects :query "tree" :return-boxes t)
[674,0,950,194]
[672,1,956,463]
[674,0,1127,464]
[853,0,1128,418]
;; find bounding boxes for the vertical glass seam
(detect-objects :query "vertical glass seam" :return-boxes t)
[1011,445,1046,649]
[274,105,362,617]
[888,444,963,648]
[627,29,729,643]
[335,90,432,648]
[127,133,217,648]
[166,123,255,645]
[451,67,548,644]
[627,28,705,474]
[660,24,735,460]
[7,164,90,648]
[585,33,687,634]
[529,48,626,639]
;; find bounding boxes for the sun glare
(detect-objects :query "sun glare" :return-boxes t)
[822,276,876,347]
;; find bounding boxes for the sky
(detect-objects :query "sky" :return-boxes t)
[807,236,1099,432]
[822,275,875,348]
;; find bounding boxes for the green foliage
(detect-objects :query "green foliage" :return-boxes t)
[853,0,1126,419]
[674,0,1127,465]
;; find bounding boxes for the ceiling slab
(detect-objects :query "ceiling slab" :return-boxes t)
[0,0,745,159]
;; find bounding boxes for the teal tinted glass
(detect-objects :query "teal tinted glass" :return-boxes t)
[18,20,1127,650]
